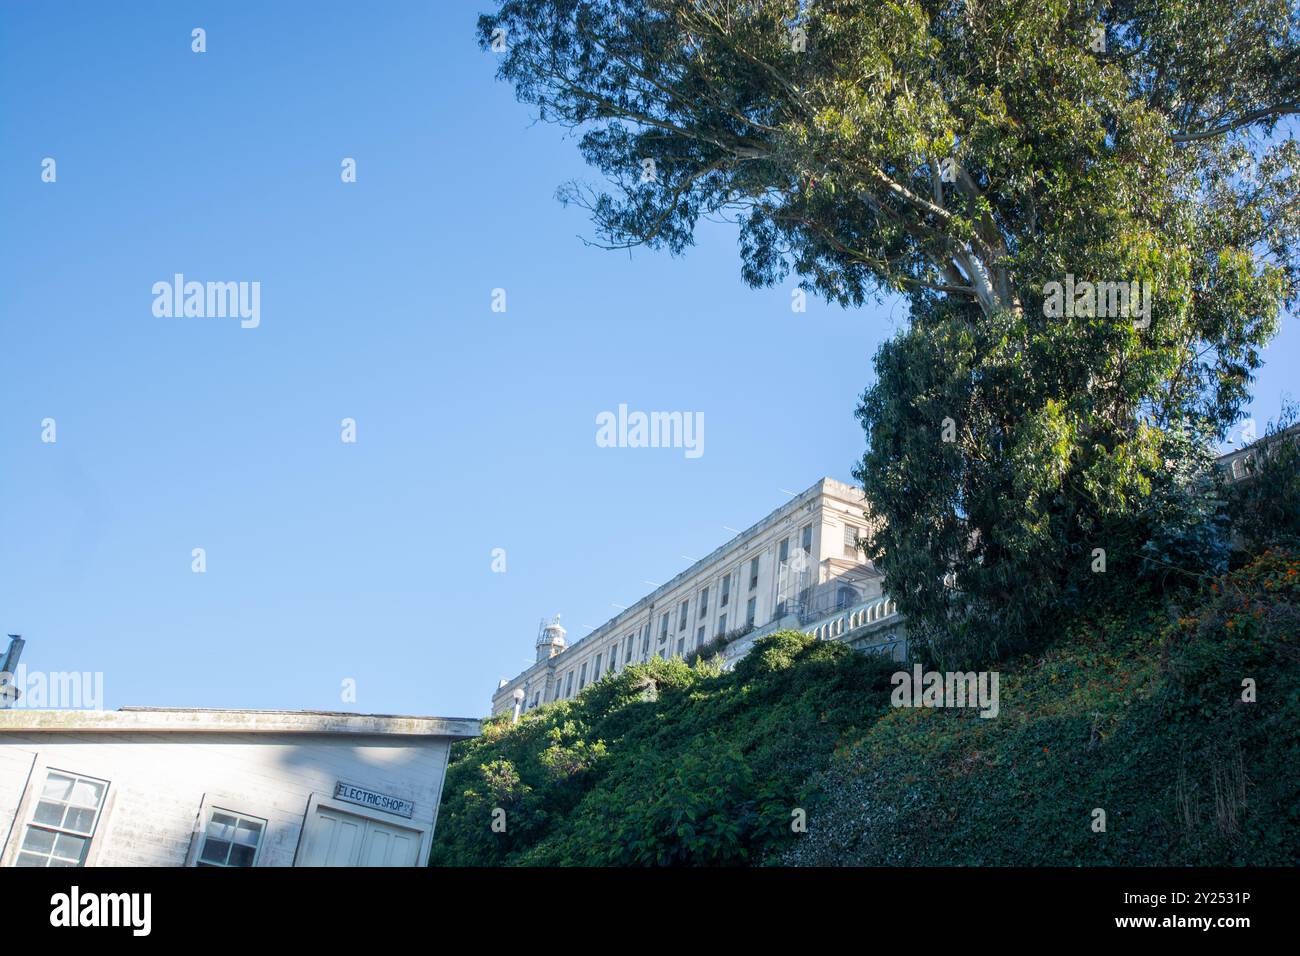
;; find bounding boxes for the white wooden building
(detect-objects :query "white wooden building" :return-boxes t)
[0,707,478,867]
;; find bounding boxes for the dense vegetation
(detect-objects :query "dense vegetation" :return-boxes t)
[431,548,1300,866]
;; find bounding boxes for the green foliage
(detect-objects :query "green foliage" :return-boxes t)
[433,553,1299,866]
[430,634,896,865]
[1137,421,1232,586]
[779,550,1300,865]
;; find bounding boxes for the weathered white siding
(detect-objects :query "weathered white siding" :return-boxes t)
[0,732,453,867]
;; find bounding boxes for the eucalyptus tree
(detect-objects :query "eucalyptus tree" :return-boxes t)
[480,0,1300,663]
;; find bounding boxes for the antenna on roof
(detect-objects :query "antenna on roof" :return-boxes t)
[0,634,25,708]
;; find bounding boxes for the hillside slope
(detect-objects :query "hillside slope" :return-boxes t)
[430,551,1300,866]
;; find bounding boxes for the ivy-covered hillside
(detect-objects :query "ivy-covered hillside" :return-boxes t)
[430,550,1300,866]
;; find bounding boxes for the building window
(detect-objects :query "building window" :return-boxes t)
[837,585,858,609]
[698,587,709,618]
[195,808,265,868]
[749,557,760,590]
[16,770,108,867]
[625,634,634,661]
[721,573,731,607]
[802,524,813,553]
[608,646,618,671]
[642,625,651,656]
[594,653,602,678]
[676,637,685,655]
[696,625,705,647]
[579,662,588,690]
[778,538,789,564]
[746,597,757,627]
[718,613,727,635]
[844,524,860,556]
[678,600,689,631]
[565,671,574,696]
[660,613,670,641]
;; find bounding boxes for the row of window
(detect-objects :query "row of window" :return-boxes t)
[13,767,263,868]
[529,523,842,711]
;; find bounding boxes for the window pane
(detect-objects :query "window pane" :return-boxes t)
[235,817,262,843]
[199,838,231,864]
[15,852,47,867]
[32,801,64,827]
[22,827,55,854]
[228,842,257,867]
[52,833,87,863]
[69,779,105,808]
[208,812,238,840]
[63,806,96,834]
[41,773,74,802]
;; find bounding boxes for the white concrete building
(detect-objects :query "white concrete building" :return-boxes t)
[0,707,478,867]
[491,477,906,717]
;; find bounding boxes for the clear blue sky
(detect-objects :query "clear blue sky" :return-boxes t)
[1,2,1294,718]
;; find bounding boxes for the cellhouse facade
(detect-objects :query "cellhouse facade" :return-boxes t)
[491,477,908,718]
[0,707,478,867]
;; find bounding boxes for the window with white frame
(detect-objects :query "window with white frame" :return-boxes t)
[678,600,689,631]
[844,524,860,556]
[698,586,708,618]
[721,573,731,607]
[195,808,266,867]
[16,769,108,867]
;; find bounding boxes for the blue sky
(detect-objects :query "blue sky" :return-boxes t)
[1,2,1294,718]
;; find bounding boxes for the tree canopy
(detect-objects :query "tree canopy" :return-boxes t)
[479,0,1300,662]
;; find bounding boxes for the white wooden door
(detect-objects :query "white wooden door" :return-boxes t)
[299,807,422,866]
[299,807,367,866]
[357,819,421,866]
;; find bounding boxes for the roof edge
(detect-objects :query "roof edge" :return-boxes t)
[0,708,480,739]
